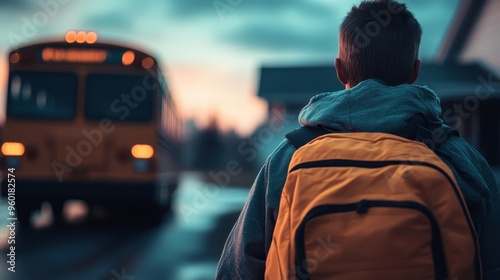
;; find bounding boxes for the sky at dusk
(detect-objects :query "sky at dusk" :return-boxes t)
[0,0,460,135]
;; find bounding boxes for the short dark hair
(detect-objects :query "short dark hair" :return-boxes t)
[339,0,422,86]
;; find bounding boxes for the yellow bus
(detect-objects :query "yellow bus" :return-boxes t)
[1,31,183,225]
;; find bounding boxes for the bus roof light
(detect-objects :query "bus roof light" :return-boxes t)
[142,57,154,69]
[65,31,77,43]
[122,51,135,66]
[76,31,86,44]
[131,144,154,159]
[9,53,20,64]
[66,31,98,44]
[1,142,25,156]
[86,31,98,44]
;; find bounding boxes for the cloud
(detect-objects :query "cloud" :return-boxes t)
[220,20,337,54]
[164,0,213,18]
[212,1,347,56]
[165,0,340,20]
[83,13,134,31]
[162,0,343,57]
[214,0,460,60]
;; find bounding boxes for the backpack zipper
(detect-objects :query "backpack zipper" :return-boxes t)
[294,200,447,280]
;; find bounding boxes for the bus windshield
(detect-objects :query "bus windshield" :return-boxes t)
[7,71,77,119]
[85,74,154,122]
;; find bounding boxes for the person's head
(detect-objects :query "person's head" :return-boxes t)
[335,0,422,88]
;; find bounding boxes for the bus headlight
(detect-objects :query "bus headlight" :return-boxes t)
[1,142,25,156]
[131,144,154,159]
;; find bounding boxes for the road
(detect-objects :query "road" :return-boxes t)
[0,173,250,280]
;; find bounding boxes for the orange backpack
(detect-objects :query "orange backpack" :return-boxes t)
[265,125,481,280]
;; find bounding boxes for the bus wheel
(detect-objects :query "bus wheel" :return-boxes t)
[51,200,66,225]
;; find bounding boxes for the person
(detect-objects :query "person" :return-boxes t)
[215,0,500,279]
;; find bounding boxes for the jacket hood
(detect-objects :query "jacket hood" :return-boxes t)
[298,79,495,227]
[298,79,444,133]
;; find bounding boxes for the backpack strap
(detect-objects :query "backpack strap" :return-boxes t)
[285,126,331,149]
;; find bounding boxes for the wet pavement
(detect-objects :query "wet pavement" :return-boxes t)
[0,173,250,280]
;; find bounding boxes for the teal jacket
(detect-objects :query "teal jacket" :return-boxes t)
[216,79,500,279]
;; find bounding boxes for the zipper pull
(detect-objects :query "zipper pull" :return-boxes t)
[356,200,370,214]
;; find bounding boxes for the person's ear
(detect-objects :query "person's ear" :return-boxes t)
[335,58,349,88]
[407,59,421,84]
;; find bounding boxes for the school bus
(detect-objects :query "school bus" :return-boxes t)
[0,31,183,225]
